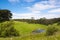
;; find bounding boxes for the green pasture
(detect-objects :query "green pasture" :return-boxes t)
[0,21,60,40]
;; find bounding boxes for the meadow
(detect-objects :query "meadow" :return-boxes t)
[0,21,60,40]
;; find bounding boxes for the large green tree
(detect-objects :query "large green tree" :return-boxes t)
[0,9,12,22]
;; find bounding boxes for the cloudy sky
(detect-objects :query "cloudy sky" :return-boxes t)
[0,0,60,19]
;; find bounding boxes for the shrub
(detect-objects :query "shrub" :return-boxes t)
[46,25,58,36]
[0,21,19,37]
[57,22,60,25]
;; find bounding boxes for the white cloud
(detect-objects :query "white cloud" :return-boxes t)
[8,0,19,3]
[12,13,60,19]
[27,2,56,13]
[48,8,60,13]
[8,0,35,3]
[24,0,35,2]
[41,13,60,19]
[12,13,41,19]
[33,3,55,10]
[48,0,60,5]
[25,0,60,19]
[12,0,60,19]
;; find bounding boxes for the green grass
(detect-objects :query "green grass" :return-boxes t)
[0,21,60,40]
[14,21,47,35]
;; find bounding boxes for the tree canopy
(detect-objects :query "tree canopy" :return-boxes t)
[0,9,12,22]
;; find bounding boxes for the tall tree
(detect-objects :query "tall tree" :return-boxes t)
[0,9,12,22]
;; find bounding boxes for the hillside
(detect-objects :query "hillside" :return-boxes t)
[0,21,60,40]
[14,21,47,35]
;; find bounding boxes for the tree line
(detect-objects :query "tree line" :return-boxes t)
[14,17,60,25]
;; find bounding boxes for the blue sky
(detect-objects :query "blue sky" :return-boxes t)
[0,0,60,19]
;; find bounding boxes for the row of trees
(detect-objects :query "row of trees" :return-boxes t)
[0,9,60,25]
[14,17,60,25]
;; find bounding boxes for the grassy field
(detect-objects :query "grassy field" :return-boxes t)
[0,21,60,40]
[14,21,47,35]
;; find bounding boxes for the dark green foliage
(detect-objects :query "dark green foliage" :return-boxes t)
[46,26,58,36]
[0,21,19,37]
[13,17,60,25]
[0,9,12,22]
[57,22,60,25]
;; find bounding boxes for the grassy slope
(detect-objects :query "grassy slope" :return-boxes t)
[0,21,60,40]
[19,24,60,40]
[14,21,47,35]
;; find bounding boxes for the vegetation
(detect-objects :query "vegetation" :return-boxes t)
[0,21,19,37]
[0,21,60,40]
[0,9,19,37]
[14,17,60,25]
[46,25,58,36]
[0,9,60,40]
[0,9,12,22]
[14,21,47,35]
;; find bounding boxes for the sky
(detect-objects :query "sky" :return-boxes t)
[0,0,60,19]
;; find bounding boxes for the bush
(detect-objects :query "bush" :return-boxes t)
[0,21,19,37]
[57,22,60,25]
[46,25,58,36]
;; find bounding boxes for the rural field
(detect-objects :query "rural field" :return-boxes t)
[0,0,60,40]
[0,21,60,40]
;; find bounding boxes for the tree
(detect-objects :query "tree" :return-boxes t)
[38,17,46,24]
[31,17,34,20]
[0,9,12,22]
